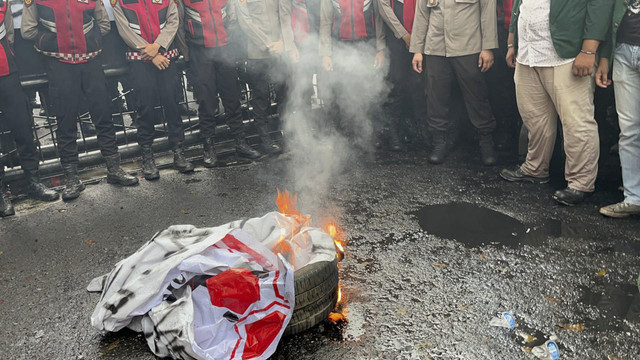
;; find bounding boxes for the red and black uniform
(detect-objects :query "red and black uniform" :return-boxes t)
[377,0,427,145]
[113,0,185,148]
[180,0,244,140]
[21,0,119,166]
[0,0,40,173]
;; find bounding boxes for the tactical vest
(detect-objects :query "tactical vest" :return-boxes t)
[331,0,375,41]
[118,0,178,59]
[0,0,16,76]
[183,0,230,48]
[33,0,103,63]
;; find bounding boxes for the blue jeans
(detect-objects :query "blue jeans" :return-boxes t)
[613,43,640,205]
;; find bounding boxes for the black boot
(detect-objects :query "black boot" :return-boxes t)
[202,138,218,168]
[429,132,448,165]
[257,125,282,155]
[173,143,195,173]
[105,154,139,186]
[61,164,85,201]
[388,126,402,152]
[0,170,15,217]
[24,169,59,201]
[479,133,498,166]
[235,136,262,159]
[141,146,160,180]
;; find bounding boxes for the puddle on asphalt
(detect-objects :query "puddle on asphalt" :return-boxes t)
[412,202,592,248]
[578,282,640,331]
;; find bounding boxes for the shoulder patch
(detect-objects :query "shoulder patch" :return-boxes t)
[110,0,117,6]
[25,0,33,7]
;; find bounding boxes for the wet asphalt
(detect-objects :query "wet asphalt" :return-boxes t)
[1,147,639,360]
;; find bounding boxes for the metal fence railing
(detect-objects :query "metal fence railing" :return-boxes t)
[0,59,284,182]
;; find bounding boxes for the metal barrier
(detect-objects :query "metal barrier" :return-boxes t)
[0,59,283,183]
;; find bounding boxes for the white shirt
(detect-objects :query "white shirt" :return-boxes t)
[516,0,574,67]
[102,0,115,22]
[10,0,22,29]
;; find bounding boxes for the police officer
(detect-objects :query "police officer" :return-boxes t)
[0,0,58,217]
[233,0,287,155]
[377,0,427,151]
[113,0,194,180]
[22,0,139,201]
[178,0,260,166]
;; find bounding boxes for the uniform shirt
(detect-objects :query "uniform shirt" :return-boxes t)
[377,0,410,39]
[112,0,179,52]
[409,0,498,57]
[233,0,288,59]
[10,0,21,29]
[516,0,573,67]
[318,0,387,57]
[102,0,115,22]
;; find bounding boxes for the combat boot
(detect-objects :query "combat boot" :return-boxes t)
[202,138,218,168]
[24,169,59,201]
[173,143,195,173]
[479,133,497,166]
[388,126,402,152]
[428,132,448,165]
[104,154,139,186]
[0,170,15,217]
[256,125,282,155]
[61,164,85,201]
[141,146,160,180]
[235,136,261,159]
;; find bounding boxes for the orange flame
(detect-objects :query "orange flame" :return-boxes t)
[276,189,304,219]
[323,221,346,259]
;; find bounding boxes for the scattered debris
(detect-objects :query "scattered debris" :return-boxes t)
[596,268,607,277]
[556,323,585,332]
[489,312,516,329]
[544,295,562,303]
[531,338,560,360]
[180,209,190,214]
[84,240,97,245]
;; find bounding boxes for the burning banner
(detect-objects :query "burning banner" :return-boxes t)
[89,190,342,359]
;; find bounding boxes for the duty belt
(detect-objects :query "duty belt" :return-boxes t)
[125,48,179,61]
[35,48,102,62]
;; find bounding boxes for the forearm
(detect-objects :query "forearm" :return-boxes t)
[21,4,39,40]
[154,2,179,49]
[582,39,600,53]
[376,0,408,39]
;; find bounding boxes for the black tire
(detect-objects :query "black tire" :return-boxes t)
[285,259,339,336]
[284,286,338,336]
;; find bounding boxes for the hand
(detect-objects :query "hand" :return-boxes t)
[572,52,595,77]
[412,53,423,73]
[137,43,161,61]
[152,54,170,70]
[373,50,385,70]
[267,41,284,56]
[595,58,611,88]
[506,47,516,68]
[402,33,411,49]
[478,50,494,72]
[322,56,333,72]
[289,48,300,63]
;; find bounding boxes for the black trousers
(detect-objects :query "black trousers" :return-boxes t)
[128,61,184,147]
[245,58,284,128]
[425,54,496,134]
[0,73,39,172]
[189,45,244,138]
[46,58,118,165]
[387,35,427,130]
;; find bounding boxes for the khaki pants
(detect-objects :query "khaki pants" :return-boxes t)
[514,62,599,192]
